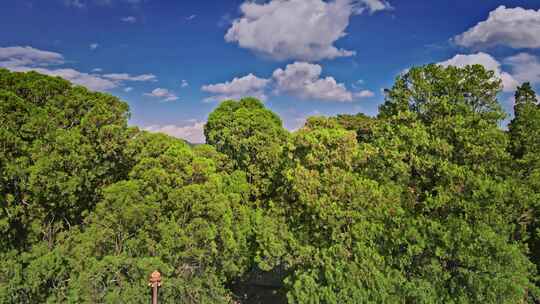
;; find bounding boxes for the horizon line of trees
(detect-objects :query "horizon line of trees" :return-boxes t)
[1,64,540,303]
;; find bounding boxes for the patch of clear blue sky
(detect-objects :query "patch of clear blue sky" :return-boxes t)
[0,0,538,130]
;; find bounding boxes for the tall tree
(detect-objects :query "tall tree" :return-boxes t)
[508,83,540,283]
[3,64,540,304]
[0,69,132,302]
[509,82,540,160]
[204,98,288,199]
[0,69,131,250]
[369,64,536,302]
[280,117,403,303]
[335,113,377,143]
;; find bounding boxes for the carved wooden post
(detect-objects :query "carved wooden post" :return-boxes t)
[149,270,161,304]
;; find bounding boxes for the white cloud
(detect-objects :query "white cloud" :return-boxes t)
[0,46,64,68]
[181,79,189,88]
[0,46,111,90]
[350,80,373,97]
[504,53,540,85]
[121,16,137,23]
[144,121,206,143]
[144,88,179,102]
[124,87,133,92]
[10,66,117,91]
[102,73,157,82]
[6,64,120,91]
[201,62,366,102]
[225,0,360,61]
[454,6,540,49]
[186,14,197,21]
[355,0,392,14]
[439,52,519,92]
[272,62,354,102]
[90,43,99,50]
[202,73,270,102]
[1,46,155,92]
[355,89,375,98]
[92,68,103,72]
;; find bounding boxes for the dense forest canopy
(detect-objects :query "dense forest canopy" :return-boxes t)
[1,64,540,303]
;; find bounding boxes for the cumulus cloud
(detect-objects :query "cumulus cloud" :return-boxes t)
[144,121,206,144]
[89,43,99,50]
[504,53,540,85]
[454,6,540,49]
[124,87,133,92]
[202,62,365,102]
[201,73,270,102]
[354,89,375,98]
[144,88,179,102]
[439,52,519,92]
[225,0,362,61]
[272,62,354,102]
[0,46,64,68]
[121,16,137,23]
[181,79,189,88]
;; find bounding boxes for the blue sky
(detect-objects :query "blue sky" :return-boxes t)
[1,0,539,142]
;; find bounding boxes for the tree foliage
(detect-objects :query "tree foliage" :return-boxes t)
[204,98,288,199]
[2,65,540,303]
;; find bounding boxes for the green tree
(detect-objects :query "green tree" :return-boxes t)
[509,82,540,160]
[204,98,289,199]
[0,69,131,251]
[3,63,540,304]
[370,64,536,302]
[335,113,377,143]
[279,117,403,303]
[508,83,540,283]
[0,69,132,303]
[1,130,256,303]
[56,133,255,303]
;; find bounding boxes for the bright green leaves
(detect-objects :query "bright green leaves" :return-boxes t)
[380,64,505,123]
[369,64,537,303]
[58,132,255,303]
[289,117,358,172]
[274,117,406,302]
[0,69,131,253]
[3,64,540,303]
[205,97,289,199]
